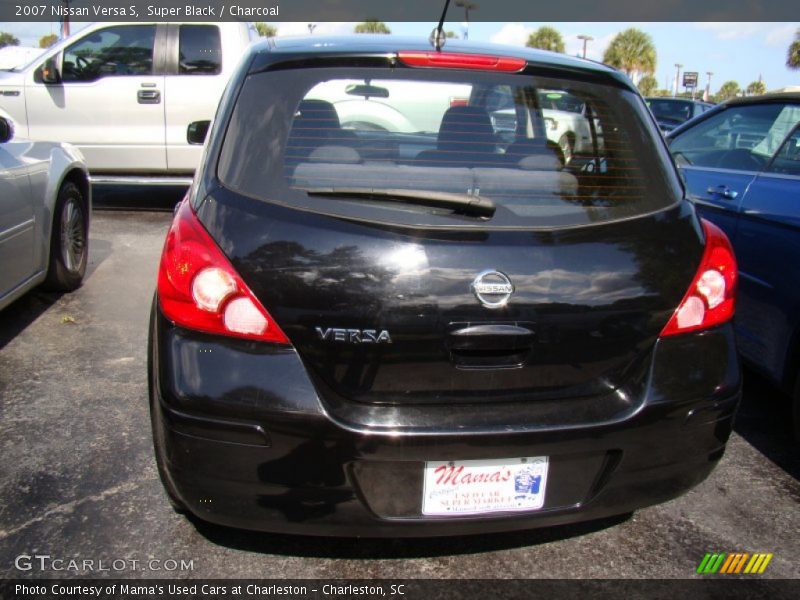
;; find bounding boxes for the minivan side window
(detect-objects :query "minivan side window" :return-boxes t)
[767,127,800,176]
[179,25,222,75]
[61,25,156,83]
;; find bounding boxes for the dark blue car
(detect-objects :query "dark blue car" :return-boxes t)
[646,97,715,133]
[667,93,800,437]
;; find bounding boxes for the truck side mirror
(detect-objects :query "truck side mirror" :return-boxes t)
[35,56,62,84]
[0,117,13,143]
[187,121,211,145]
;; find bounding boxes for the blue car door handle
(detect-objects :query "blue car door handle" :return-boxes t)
[706,185,738,200]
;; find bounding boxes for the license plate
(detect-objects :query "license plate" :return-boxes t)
[422,457,549,516]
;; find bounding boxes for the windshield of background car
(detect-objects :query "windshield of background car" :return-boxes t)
[217,66,681,228]
[647,99,693,123]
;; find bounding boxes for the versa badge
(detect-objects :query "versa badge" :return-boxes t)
[316,327,393,344]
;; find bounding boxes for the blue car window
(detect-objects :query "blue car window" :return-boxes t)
[767,127,800,176]
[752,105,800,159]
[670,103,788,171]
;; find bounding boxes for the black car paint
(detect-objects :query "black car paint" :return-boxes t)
[149,37,742,535]
[151,308,739,535]
[196,187,703,406]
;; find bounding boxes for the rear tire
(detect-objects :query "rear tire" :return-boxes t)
[42,181,88,292]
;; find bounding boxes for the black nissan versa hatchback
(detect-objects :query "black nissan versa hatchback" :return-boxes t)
[148,36,742,536]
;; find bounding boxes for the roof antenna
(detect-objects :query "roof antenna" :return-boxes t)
[429,0,452,51]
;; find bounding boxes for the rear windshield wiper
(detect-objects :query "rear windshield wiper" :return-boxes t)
[300,187,495,218]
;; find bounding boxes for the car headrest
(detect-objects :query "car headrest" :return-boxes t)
[437,106,496,153]
[307,145,361,164]
[293,99,342,133]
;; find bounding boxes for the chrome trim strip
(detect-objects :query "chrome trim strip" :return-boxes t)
[90,176,193,186]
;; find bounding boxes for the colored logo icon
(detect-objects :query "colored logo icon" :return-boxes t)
[696,552,773,574]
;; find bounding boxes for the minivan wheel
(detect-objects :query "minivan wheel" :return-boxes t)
[42,181,87,291]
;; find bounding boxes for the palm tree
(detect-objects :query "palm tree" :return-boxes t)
[39,33,59,48]
[254,23,277,38]
[0,32,20,49]
[354,20,391,35]
[602,28,657,80]
[637,75,659,97]
[788,29,800,70]
[716,81,741,102]
[526,27,565,53]
[746,80,766,96]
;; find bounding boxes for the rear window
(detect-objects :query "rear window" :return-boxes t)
[218,66,680,228]
[179,25,222,75]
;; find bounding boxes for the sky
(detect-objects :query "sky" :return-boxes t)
[2,21,798,93]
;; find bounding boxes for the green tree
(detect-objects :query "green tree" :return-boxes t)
[788,29,800,70]
[602,28,657,78]
[354,20,391,34]
[39,33,59,48]
[637,75,659,96]
[254,23,277,38]
[746,80,766,96]
[0,32,20,49]
[526,26,565,53]
[716,81,741,102]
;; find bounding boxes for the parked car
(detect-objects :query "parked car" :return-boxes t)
[0,110,90,310]
[667,93,800,438]
[0,22,256,184]
[646,97,715,133]
[149,36,741,535]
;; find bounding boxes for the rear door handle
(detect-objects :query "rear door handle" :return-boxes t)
[446,323,535,369]
[447,324,534,351]
[137,89,161,104]
[706,185,738,200]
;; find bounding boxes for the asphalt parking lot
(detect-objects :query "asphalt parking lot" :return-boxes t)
[0,202,798,580]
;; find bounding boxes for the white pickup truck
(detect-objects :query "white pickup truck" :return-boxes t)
[0,22,256,183]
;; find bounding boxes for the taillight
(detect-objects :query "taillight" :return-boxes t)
[660,219,737,337]
[398,51,526,72]
[157,199,290,344]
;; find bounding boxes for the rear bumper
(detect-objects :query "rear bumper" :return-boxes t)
[150,307,741,537]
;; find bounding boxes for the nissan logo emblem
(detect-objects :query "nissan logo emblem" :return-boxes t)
[471,269,514,309]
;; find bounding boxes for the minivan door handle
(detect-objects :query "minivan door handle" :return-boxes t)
[706,185,738,200]
[137,89,161,104]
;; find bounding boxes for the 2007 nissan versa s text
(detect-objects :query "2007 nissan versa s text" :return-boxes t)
[148,35,741,536]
